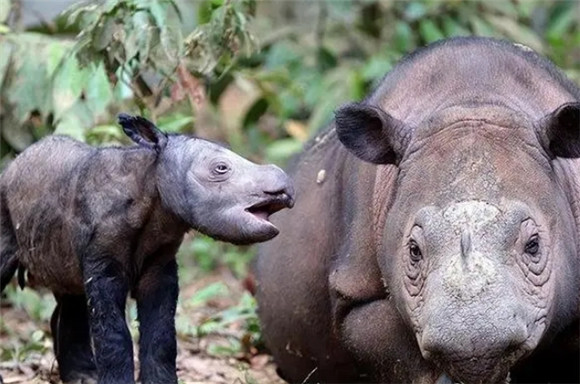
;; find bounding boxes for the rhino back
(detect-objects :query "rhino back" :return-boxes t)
[0,136,159,293]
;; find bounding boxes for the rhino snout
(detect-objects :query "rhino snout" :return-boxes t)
[419,315,529,383]
[260,165,296,208]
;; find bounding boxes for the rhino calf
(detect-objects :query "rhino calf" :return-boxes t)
[0,114,294,384]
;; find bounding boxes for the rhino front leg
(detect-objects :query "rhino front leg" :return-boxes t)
[135,256,179,384]
[82,256,134,384]
[51,294,97,383]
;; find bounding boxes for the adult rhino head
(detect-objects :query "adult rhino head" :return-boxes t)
[336,94,580,382]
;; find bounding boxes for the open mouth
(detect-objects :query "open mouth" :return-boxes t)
[246,193,294,221]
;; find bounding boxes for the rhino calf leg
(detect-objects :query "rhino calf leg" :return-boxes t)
[51,294,97,383]
[135,257,179,384]
[83,256,134,384]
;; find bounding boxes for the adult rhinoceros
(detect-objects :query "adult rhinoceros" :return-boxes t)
[255,37,580,384]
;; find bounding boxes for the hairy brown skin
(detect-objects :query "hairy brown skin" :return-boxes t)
[0,115,295,384]
[256,37,580,383]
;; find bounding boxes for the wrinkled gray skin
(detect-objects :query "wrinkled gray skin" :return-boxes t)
[0,115,294,384]
[256,37,580,384]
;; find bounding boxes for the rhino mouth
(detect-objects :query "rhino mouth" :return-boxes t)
[246,193,294,221]
[435,356,514,384]
[435,372,510,384]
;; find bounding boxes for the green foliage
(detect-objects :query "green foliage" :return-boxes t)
[0,0,257,164]
[0,328,50,363]
[174,282,261,360]
[2,0,578,167]
[178,235,254,278]
[3,285,55,322]
[1,286,53,363]
[198,291,261,357]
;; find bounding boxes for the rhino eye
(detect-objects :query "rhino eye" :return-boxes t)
[525,235,540,255]
[409,240,423,263]
[213,163,230,175]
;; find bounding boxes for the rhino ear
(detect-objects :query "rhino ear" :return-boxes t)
[335,102,408,164]
[538,102,580,158]
[118,113,168,152]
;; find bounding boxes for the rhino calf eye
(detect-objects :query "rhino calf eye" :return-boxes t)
[409,240,423,263]
[525,235,540,255]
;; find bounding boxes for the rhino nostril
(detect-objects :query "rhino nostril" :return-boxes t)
[264,188,286,196]
[262,188,295,209]
[264,181,295,204]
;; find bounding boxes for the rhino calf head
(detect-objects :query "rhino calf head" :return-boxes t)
[337,101,580,383]
[119,114,295,245]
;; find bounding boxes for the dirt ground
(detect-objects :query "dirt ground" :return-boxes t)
[0,270,286,384]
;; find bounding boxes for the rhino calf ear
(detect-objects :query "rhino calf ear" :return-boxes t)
[539,102,580,158]
[335,102,408,165]
[118,113,168,152]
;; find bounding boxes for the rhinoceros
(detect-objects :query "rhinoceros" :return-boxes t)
[0,114,295,384]
[256,37,580,383]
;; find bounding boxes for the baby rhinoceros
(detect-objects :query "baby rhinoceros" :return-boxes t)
[0,114,295,384]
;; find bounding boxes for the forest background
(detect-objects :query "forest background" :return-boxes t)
[0,0,578,382]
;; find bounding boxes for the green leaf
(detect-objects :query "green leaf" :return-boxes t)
[469,16,495,37]
[442,16,470,38]
[53,100,94,141]
[394,21,414,52]
[317,46,338,72]
[197,0,214,24]
[158,115,194,133]
[189,282,229,307]
[482,1,518,18]
[242,98,268,128]
[264,41,300,69]
[46,42,70,77]
[515,0,536,19]
[93,17,116,51]
[103,0,119,14]
[86,124,125,145]
[85,63,113,117]
[155,1,183,63]
[1,116,35,151]
[0,39,12,88]
[133,10,153,59]
[547,6,576,40]
[53,113,85,141]
[0,0,11,23]
[361,55,392,82]
[149,0,169,28]
[404,2,426,21]
[52,55,90,120]
[123,24,140,60]
[265,138,302,164]
[113,66,134,99]
[419,20,445,43]
[31,330,45,343]
[8,55,51,123]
